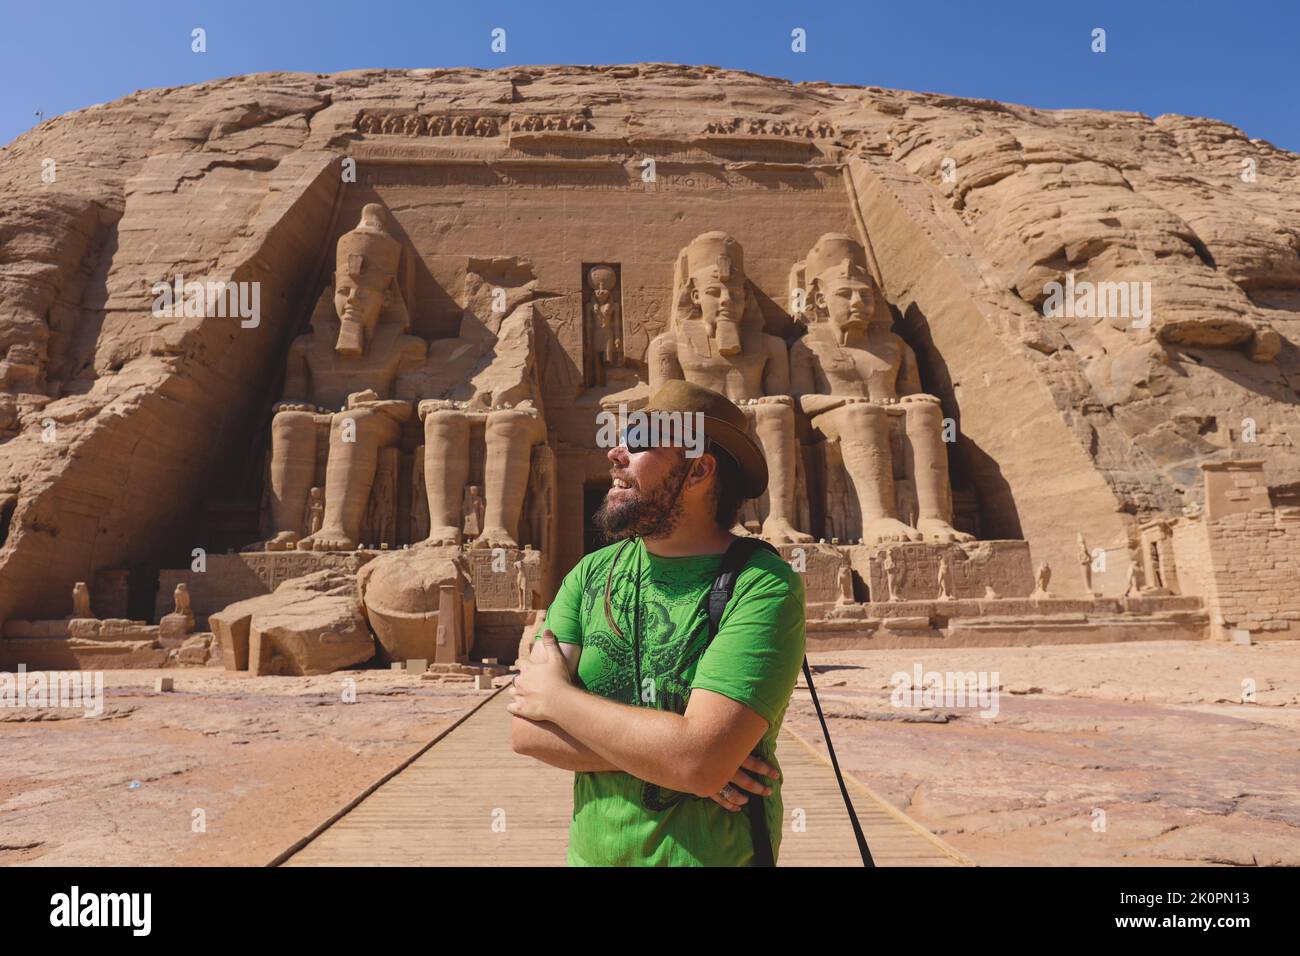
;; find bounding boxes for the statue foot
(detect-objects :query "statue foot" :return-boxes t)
[425,525,463,547]
[472,527,519,550]
[266,531,301,552]
[916,518,975,544]
[760,517,813,544]
[241,531,299,553]
[862,518,924,545]
[298,529,358,552]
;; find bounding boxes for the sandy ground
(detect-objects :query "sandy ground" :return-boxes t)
[2,640,1297,867]
[784,640,1300,866]
[0,668,486,866]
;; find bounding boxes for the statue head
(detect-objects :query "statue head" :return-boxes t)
[588,265,617,304]
[672,232,749,356]
[802,233,888,336]
[333,204,402,357]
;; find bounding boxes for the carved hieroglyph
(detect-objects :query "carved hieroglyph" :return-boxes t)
[264,204,426,552]
[791,233,972,546]
[648,232,811,543]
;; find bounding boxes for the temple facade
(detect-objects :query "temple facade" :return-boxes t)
[2,66,1298,673]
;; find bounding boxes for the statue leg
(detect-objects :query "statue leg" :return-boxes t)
[749,400,812,544]
[476,409,547,550]
[828,403,921,545]
[266,410,319,550]
[902,400,973,543]
[422,408,470,546]
[300,408,401,551]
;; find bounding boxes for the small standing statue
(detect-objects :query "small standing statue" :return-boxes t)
[71,581,93,619]
[514,559,532,610]
[463,485,485,539]
[371,469,395,547]
[936,556,953,601]
[1124,561,1141,597]
[306,487,325,536]
[585,265,623,386]
[1032,561,1052,599]
[1077,532,1095,595]
[835,564,855,605]
[882,550,902,602]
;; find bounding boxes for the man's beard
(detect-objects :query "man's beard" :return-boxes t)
[593,456,693,543]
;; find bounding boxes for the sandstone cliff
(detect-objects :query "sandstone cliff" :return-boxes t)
[1,64,1297,620]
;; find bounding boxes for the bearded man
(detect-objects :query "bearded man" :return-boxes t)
[508,380,807,866]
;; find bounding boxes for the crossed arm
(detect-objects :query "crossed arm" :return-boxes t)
[509,642,618,773]
[509,634,777,802]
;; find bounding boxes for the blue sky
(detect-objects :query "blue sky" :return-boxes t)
[2,0,1296,150]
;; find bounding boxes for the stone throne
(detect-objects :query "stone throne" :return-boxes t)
[789,233,1033,603]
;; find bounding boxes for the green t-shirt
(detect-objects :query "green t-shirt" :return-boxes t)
[532,536,806,866]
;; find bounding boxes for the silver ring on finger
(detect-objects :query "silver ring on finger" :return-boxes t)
[718,783,738,802]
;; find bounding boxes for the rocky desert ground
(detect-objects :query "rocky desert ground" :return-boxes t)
[0,669,487,866]
[2,638,1295,867]
[786,639,1300,866]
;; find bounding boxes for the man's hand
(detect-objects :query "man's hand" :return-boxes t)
[709,754,779,813]
[506,629,575,722]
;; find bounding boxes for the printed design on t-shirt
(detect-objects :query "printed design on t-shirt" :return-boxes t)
[577,544,727,812]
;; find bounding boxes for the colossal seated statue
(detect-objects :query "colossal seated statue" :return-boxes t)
[790,233,972,545]
[262,204,426,552]
[647,231,811,543]
[403,257,549,551]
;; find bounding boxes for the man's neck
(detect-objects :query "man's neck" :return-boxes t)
[642,519,736,558]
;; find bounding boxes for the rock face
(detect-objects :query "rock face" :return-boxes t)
[1,63,1298,629]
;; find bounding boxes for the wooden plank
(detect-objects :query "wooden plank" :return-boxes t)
[281,690,969,867]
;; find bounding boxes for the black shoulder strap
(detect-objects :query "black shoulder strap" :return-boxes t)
[707,536,780,639]
[706,536,876,868]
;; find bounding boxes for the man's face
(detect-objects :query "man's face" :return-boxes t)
[595,443,694,541]
[817,274,874,334]
[333,270,389,352]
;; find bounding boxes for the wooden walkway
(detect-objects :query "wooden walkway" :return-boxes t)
[277,688,972,867]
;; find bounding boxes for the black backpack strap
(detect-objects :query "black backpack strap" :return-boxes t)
[705,536,875,868]
[707,536,781,639]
